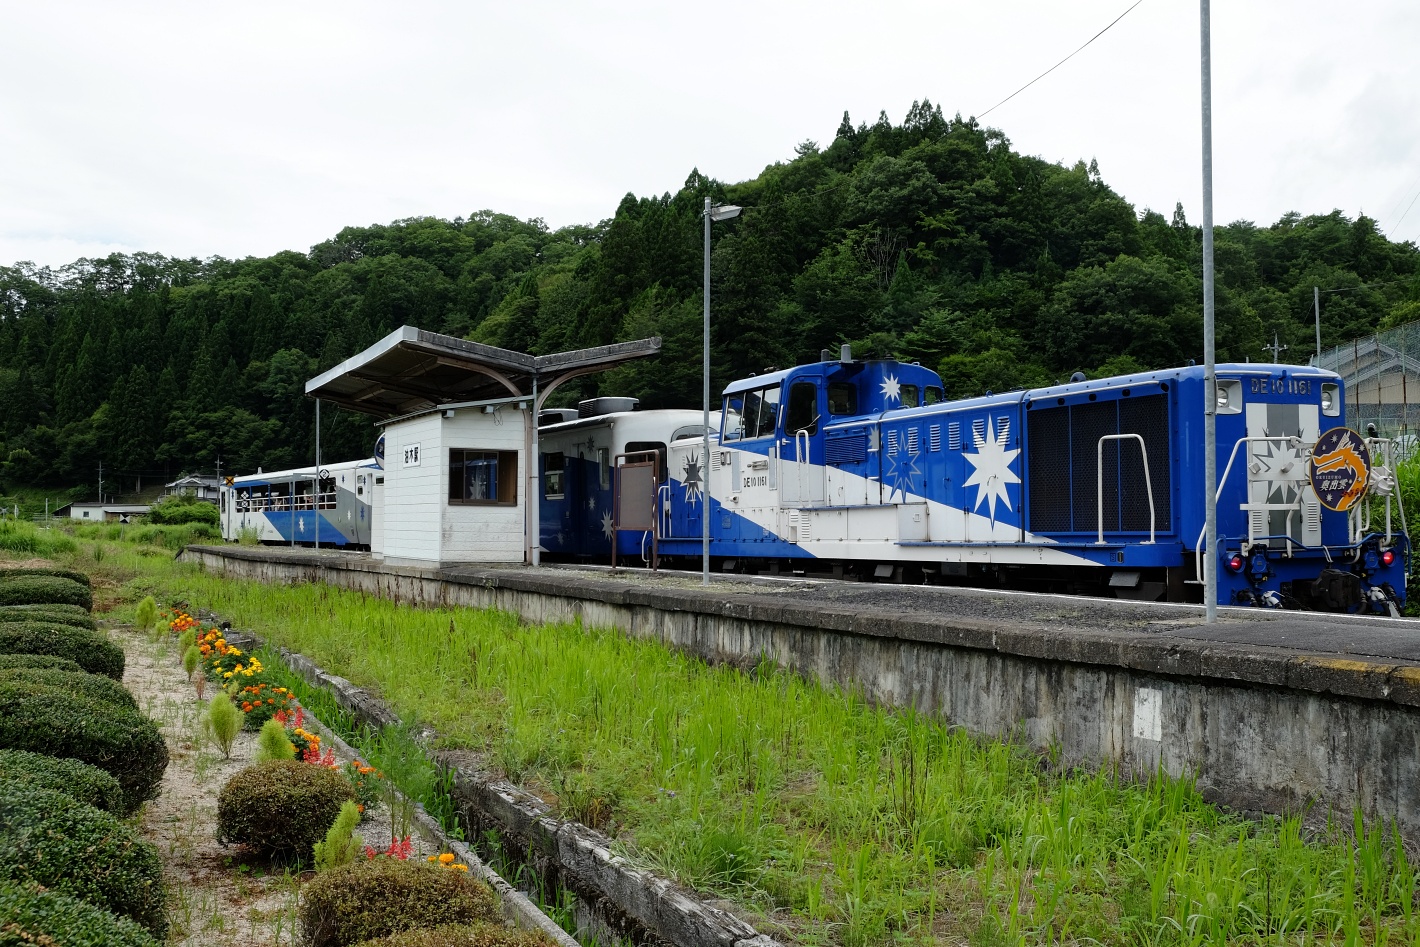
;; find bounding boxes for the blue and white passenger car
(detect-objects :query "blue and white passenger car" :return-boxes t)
[643,352,1407,612]
[219,458,378,548]
[537,399,706,562]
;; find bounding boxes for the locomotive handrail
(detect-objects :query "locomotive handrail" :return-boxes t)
[1193,435,1307,579]
[1096,434,1155,544]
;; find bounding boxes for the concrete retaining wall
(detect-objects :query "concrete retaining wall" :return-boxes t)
[181,546,1420,835]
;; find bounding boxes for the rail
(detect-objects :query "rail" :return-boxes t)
[1096,434,1155,544]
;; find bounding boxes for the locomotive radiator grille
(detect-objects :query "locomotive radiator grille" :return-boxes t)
[929,424,942,452]
[1027,393,1172,535]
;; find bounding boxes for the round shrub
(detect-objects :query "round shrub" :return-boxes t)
[0,782,167,937]
[0,605,99,629]
[300,858,499,947]
[0,747,126,814]
[0,880,160,947]
[0,621,124,678]
[217,759,356,861]
[0,681,167,814]
[0,566,92,588]
[0,575,92,610]
[0,666,138,710]
[354,922,555,947]
[0,651,84,673]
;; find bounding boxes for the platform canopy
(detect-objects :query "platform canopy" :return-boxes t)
[304,326,661,419]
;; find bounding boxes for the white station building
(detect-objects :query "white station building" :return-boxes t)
[305,326,659,566]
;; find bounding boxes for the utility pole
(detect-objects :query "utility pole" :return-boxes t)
[1264,332,1287,362]
[1200,0,1218,623]
[1314,286,1322,363]
[98,462,104,504]
[215,456,222,482]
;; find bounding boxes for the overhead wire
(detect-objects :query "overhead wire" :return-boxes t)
[735,0,1149,218]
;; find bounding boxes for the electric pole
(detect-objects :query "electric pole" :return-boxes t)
[1264,332,1287,362]
[98,462,104,504]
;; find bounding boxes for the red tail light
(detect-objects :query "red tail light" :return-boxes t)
[1227,554,1244,573]
[1382,550,1396,567]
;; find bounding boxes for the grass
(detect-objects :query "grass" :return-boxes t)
[8,518,1420,945]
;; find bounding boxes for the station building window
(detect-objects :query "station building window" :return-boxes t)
[449,449,518,505]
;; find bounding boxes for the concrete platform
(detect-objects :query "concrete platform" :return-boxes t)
[181,544,1420,834]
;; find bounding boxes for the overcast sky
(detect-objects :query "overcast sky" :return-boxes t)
[2,0,1417,271]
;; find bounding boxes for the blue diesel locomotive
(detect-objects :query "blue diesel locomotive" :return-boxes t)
[541,350,1407,613]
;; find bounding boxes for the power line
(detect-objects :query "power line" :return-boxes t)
[1319,275,1420,295]
[979,0,1146,119]
[739,0,1149,218]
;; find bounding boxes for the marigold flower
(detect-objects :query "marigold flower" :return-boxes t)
[439,853,454,865]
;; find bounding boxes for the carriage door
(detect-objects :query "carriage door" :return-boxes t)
[779,380,825,506]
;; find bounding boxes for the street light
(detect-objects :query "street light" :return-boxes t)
[703,198,741,586]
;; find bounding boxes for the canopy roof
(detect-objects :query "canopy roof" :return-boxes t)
[304,326,661,419]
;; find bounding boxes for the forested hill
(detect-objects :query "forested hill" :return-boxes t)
[2,101,1418,495]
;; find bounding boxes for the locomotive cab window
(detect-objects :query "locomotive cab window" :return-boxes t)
[900,384,920,408]
[543,451,565,499]
[924,386,944,405]
[786,382,819,436]
[449,449,518,505]
[828,383,858,416]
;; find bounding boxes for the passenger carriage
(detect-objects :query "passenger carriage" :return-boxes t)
[537,400,707,562]
[219,458,378,548]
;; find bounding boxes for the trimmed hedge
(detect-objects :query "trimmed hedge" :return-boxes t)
[217,759,356,861]
[1,601,93,617]
[0,881,160,947]
[0,575,92,610]
[0,621,124,678]
[0,652,84,673]
[354,923,554,947]
[0,782,167,937]
[0,666,138,710]
[0,747,126,814]
[0,681,167,814]
[300,859,499,947]
[0,605,99,630]
[0,566,92,588]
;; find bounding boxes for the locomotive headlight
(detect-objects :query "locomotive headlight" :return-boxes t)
[1320,382,1340,417]
[1215,379,1241,415]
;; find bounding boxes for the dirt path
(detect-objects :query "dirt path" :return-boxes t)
[119,627,442,946]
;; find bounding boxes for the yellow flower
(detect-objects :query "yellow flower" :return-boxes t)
[438,853,454,865]
[427,855,437,863]
[453,864,468,872]
[223,671,233,678]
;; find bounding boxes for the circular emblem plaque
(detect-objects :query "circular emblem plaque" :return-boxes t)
[1309,427,1371,512]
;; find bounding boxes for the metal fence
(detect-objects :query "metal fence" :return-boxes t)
[1317,321,1420,448]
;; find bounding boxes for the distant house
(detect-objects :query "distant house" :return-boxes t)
[164,474,221,505]
[68,503,151,524]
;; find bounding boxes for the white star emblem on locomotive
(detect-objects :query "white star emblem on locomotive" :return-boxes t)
[963,418,1021,520]
[681,453,703,504]
[879,374,902,403]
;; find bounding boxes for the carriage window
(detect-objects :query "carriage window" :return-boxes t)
[449,449,518,505]
[900,384,920,408]
[598,448,610,489]
[828,383,858,416]
[543,452,565,499]
[786,382,819,435]
[624,441,668,481]
[925,386,943,405]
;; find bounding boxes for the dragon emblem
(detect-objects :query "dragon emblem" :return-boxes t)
[1308,427,1371,512]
